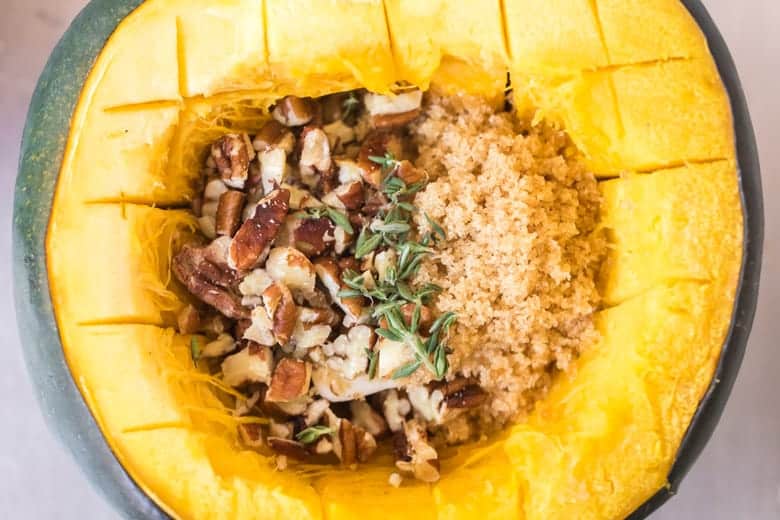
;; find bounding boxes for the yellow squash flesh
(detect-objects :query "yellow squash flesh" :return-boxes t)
[46,1,743,518]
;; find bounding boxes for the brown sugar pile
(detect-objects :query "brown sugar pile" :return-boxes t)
[411,92,606,434]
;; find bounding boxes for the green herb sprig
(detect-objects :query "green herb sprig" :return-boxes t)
[374,304,456,380]
[295,425,335,444]
[190,337,202,363]
[299,206,354,234]
[341,154,455,380]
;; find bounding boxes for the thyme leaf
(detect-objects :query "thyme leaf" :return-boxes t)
[296,425,335,444]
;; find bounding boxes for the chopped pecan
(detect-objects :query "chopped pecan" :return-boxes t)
[395,160,427,185]
[394,420,440,483]
[176,305,201,334]
[322,181,364,211]
[299,127,333,187]
[337,257,360,273]
[338,418,357,466]
[253,120,296,153]
[216,190,247,237]
[238,423,264,448]
[266,358,312,403]
[310,436,334,455]
[354,425,377,463]
[173,244,247,320]
[265,247,317,293]
[221,343,273,387]
[364,90,423,119]
[268,437,309,460]
[357,131,403,186]
[230,188,290,271]
[201,312,233,335]
[293,217,335,257]
[258,148,288,195]
[361,191,390,217]
[350,400,388,438]
[437,379,488,409]
[211,133,255,189]
[200,333,236,358]
[372,109,421,129]
[272,96,316,127]
[234,319,253,339]
[313,257,366,325]
[262,282,297,345]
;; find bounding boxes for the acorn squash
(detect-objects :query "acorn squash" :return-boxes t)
[39,0,747,518]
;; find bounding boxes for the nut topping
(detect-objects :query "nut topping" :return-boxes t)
[262,282,297,345]
[221,343,273,387]
[211,133,255,189]
[253,120,295,154]
[229,188,290,271]
[266,358,312,403]
[215,190,247,237]
[272,96,316,127]
[357,131,404,186]
[299,127,333,187]
[176,305,201,334]
[172,244,248,320]
[265,247,317,294]
[267,437,309,460]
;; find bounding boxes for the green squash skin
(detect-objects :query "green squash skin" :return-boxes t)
[13,1,761,519]
[13,1,167,518]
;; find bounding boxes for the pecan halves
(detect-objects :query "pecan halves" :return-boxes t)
[216,190,247,237]
[230,188,290,271]
[172,244,248,320]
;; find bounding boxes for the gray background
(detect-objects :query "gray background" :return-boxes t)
[1,0,777,518]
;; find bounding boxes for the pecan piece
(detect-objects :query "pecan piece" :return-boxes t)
[267,437,309,460]
[221,343,273,387]
[253,120,295,153]
[357,131,403,187]
[313,257,367,325]
[299,126,333,188]
[394,420,440,483]
[293,217,335,257]
[395,160,427,185]
[172,245,247,320]
[338,418,357,466]
[322,181,364,211]
[211,133,255,189]
[262,282,297,345]
[238,423,265,448]
[265,247,317,294]
[272,96,316,127]
[230,188,290,271]
[266,358,312,403]
[354,425,377,463]
[176,304,201,334]
[216,190,247,237]
[371,109,421,129]
[350,400,388,438]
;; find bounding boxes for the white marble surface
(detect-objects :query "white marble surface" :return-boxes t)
[0,1,778,518]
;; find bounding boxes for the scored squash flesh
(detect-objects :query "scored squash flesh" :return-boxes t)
[46,0,743,518]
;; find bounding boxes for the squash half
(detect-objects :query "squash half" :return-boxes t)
[44,0,744,518]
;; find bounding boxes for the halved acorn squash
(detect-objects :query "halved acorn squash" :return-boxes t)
[43,0,744,518]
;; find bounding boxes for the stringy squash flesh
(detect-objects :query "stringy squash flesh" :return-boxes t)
[46,0,743,518]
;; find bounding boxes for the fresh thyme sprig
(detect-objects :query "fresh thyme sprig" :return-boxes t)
[341,154,455,380]
[190,337,202,363]
[374,303,455,380]
[299,206,354,234]
[368,152,400,174]
[295,425,335,444]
